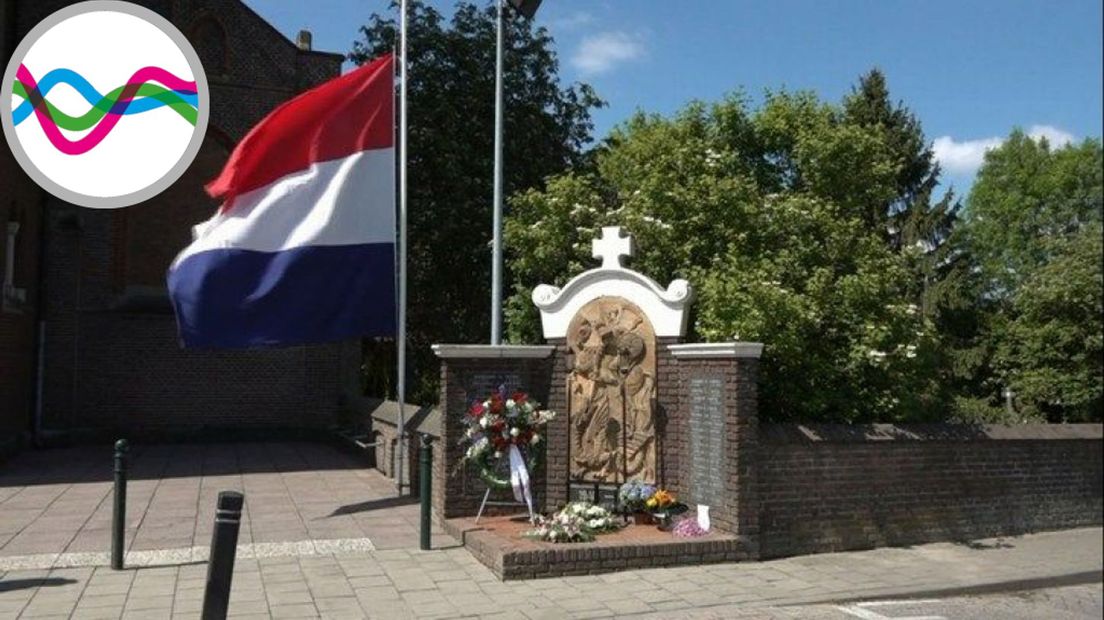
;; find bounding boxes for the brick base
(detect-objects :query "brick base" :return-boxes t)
[442,515,752,580]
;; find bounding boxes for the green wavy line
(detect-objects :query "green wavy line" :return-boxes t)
[11,81,198,130]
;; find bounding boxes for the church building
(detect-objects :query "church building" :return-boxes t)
[0,0,363,454]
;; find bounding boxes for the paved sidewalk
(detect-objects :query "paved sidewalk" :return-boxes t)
[0,527,1099,619]
[0,442,438,563]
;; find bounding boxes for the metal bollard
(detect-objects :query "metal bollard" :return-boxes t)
[111,439,128,570]
[419,434,433,551]
[201,491,244,620]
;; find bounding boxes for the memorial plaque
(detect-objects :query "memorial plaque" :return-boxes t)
[688,375,726,506]
[466,372,522,400]
[568,482,621,512]
[568,482,597,504]
[596,484,620,512]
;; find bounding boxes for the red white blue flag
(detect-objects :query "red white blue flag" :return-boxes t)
[168,54,396,348]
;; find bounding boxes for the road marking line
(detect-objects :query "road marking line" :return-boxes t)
[0,536,375,571]
[836,603,947,620]
[857,600,945,607]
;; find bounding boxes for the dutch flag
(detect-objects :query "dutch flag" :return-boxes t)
[167,54,397,348]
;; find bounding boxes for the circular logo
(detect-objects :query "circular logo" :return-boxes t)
[2,1,209,209]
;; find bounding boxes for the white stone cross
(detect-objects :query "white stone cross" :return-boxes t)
[592,226,634,269]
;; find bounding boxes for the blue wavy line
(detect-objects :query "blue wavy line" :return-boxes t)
[11,68,198,124]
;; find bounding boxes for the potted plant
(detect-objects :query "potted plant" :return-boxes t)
[645,489,688,530]
[618,480,657,524]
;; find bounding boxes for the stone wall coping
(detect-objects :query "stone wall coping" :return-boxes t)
[668,342,765,359]
[359,397,440,438]
[762,423,1103,444]
[431,344,555,359]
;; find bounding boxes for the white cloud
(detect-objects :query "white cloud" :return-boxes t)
[1026,124,1075,147]
[571,31,645,75]
[548,11,594,31]
[932,125,1077,175]
[931,136,1004,175]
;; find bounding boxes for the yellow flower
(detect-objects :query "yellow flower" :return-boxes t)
[645,497,657,509]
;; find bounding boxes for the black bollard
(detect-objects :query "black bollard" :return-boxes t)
[202,491,244,620]
[111,439,128,570]
[419,434,433,551]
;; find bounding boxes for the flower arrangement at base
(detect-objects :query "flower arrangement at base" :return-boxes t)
[524,502,620,543]
[672,515,709,538]
[618,480,688,528]
[460,387,555,491]
[618,480,657,513]
[559,501,620,533]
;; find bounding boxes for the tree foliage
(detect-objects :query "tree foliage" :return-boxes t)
[350,0,601,402]
[506,77,949,422]
[952,133,1104,422]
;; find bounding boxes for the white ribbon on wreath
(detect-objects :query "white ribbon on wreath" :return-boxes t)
[508,444,533,515]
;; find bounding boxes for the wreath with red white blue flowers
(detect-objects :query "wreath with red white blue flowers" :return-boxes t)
[460,387,555,490]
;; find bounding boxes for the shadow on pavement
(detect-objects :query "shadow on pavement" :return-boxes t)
[0,577,76,592]
[328,495,419,517]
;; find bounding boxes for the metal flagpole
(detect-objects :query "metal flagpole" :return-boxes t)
[396,0,409,496]
[490,0,505,345]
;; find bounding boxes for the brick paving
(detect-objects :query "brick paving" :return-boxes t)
[0,443,439,563]
[1,442,1101,618]
[0,525,1099,618]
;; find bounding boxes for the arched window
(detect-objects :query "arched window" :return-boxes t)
[191,17,228,76]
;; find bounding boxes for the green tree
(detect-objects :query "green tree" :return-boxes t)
[507,90,943,422]
[350,1,602,402]
[964,131,1103,298]
[998,225,1103,421]
[955,132,1103,421]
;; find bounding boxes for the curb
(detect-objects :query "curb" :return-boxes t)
[827,569,1104,604]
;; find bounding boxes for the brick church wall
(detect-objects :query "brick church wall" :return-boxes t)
[4,0,356,437]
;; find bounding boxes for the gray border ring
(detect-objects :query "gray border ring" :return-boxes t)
[1,0,210,209]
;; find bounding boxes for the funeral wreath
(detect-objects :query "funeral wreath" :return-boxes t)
[460,387,555,491]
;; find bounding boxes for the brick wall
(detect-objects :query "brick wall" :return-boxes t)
[758,424,1104,558]
[543,339,570,509]
[0,150,42,449]
[434,350,553,519]
[673,350,760,556]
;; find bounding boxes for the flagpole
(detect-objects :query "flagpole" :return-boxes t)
[490,0,505,345]
[396,0,409,497]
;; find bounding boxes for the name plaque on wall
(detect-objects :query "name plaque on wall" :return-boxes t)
[568,482,620,512]
[688,375,726,506]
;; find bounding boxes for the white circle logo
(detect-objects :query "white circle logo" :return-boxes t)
[2,1,209,209]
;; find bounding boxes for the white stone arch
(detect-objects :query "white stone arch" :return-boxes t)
[531,227,693,338]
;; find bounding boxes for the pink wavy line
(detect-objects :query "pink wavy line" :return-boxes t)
[16,64,198,155]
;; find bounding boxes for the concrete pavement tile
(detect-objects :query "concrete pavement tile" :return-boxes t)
[267,590,315,606]
[314,596,361,612]
[270,603,321,619]
[70,608,123,620]
[569,609,615,619]
[354,585,402,603]
[74,593,128,609]
[225,598,269,615]
[361,602,413,619]
[346,575,391,589]
[122,594,175,611]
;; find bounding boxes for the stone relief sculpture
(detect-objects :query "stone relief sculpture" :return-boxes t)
[568,297,657,483]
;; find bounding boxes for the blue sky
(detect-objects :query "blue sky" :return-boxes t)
[245,0,1103,197]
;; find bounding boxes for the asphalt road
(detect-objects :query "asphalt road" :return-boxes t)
[665,582,1104,619]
